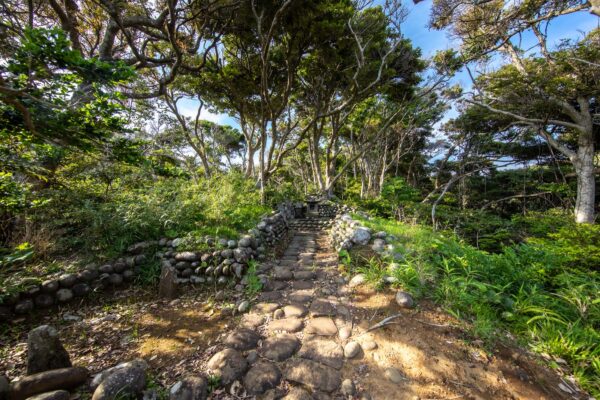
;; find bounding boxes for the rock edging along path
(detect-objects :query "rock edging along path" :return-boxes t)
[199,229,365,399]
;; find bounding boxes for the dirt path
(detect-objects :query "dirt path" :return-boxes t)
[212,229,574,400]
[0,229,579,400]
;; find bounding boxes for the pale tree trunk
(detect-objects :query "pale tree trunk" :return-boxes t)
[574,134,596,223]
[240,116,255,178]
[259,123,267,205]
[360,160,366,199]
[316,124,326,191]
[312,141,325,192]
[245,147,254,177]
[377,141,388,196]
[308,126,326,192]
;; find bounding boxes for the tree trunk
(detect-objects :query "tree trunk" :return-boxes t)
[324,155,336,199]
[309,125,325,192]
[574,139,596,223]
[259,124,267,205]
[198,152,212,179]
[245,148,254,177]
[378,142,388,196]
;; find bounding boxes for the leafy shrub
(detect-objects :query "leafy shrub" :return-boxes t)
[511,208,573,238]
[531,224,600,272]
[244,260,263,297]
[0,242,34,270]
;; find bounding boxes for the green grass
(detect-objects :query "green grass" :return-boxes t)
[207,374,221,392]
[352,214,600,397]
[244,260,263,297]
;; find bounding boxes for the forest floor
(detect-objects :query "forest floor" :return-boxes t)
[0,231,582,400]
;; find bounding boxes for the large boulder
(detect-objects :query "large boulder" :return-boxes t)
[58,274,77,288]
[223,329,260,351]
[371,238,386,253]
[395,291,414,308]
[242,361,281,395]
[91,359,148,400]
[348,274,366,288]
[238,237,252,248]
[27,325,72,375]
[15,299,34,314]
[259,334,300,362]
[174,252,198,262]
[55,289,73,304]
[34,294,54,309]
[41,280,59,294]
[351,227,371,245]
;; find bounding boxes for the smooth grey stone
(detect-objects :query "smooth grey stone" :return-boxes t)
[27,325,72,374]
[168,375,207,400]
[92,360,147,400]
[55,289,73,303]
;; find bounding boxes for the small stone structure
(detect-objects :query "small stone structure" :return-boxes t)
[288,198,347,232]
[27,325,72,374]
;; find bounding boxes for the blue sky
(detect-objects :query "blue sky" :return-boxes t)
[402,1,598,138]
[180,1,599,130]
[403,1,599,58]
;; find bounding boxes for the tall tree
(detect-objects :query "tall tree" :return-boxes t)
[430,0,599,223]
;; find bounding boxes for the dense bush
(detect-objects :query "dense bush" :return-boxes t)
[530,224,600,272]
[31,171,269,259]
[0,165,270,293]
[352,215,600,396]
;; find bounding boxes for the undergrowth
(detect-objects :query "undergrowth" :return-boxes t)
[351,214,600,397]
[244,260,263,297]
[0,172,270,296]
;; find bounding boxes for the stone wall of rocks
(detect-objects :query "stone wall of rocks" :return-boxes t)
[0,202,296,320]
[331,212,415,306]
[1,253,150,319]
[331,214,373,252]
[317,203,340,218]
[330,213,397,258]
[159,202,295,287]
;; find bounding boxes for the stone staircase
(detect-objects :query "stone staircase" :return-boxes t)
[289,210,334,232]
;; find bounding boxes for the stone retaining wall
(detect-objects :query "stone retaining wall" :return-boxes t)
[330,213,397,258]
[160,202,294,286]
[330,212,407,288]
[0,202,296,321]
[317,203,340,218]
